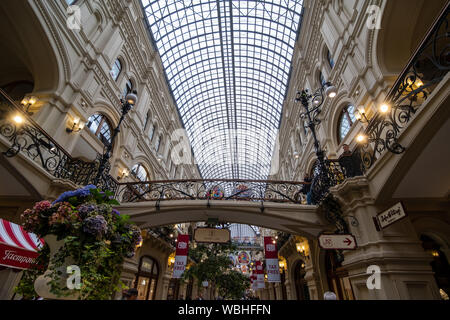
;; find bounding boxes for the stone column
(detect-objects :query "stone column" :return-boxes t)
[267,283,275,300]
[178,279,188,300]
[304,258,321,300]
[284,279,294,300]
[0,269,23,300]
[274,283,283,300]
[161,271,171,300]
[330,177,440,300]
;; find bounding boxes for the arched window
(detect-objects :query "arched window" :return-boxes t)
[155,135,162,152]
[144,111,150,131]
[337,105,356,143]
[298,132,302,147]
[327,49,335,69]
[148,123,155,141]
[86,114,112,145]
[131,163,149,182]
[319,71,326,86]
[123,79,133,97]
[134,256,159,300]
[110,58,122,81]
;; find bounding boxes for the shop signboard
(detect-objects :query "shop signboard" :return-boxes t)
[374,202,407,230]
[194,227,230,244]
[172,234,189,278]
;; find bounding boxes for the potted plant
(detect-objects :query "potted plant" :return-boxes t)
[16,185,142,300]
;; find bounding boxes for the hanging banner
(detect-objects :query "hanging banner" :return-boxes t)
[255,261,265,289]
[263,236,281,282]
[172,234,189,278]
[250,272,257,290]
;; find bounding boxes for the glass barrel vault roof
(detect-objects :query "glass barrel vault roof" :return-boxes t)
[141,0,304,180]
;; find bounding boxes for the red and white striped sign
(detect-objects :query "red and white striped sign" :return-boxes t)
[0,219,44,270]
[172,234,189,278]
[255,261,265,289]
[264,236,281,282]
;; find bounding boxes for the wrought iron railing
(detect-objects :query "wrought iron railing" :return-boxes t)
[146,226,177,247]
[114,179,310,204]
[0,88,119,193]
[310,150,364,204]
[359,3,449,169]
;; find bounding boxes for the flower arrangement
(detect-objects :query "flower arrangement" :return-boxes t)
[15,185,142,300]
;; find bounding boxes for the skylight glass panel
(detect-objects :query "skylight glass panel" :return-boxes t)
[141,0,303,180]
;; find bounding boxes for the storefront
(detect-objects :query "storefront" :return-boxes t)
[0,218,43,299]
[133,255,159,300]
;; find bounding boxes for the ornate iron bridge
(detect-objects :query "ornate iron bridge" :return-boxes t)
[0,4,447,235]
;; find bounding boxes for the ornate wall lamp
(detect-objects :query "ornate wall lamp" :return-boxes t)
[20,96,37,115]
[117,168,129,180]
[66,117,85,133]
[295,240,310,259]
[354,102,391,146]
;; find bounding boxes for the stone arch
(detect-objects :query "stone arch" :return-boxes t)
[327,93,356,150]
[0,1,66,97]
[89,99,124,154]
[373,0,447,77]
[130,156,156,182]
[413,217,450,252]
[287,257,309,300]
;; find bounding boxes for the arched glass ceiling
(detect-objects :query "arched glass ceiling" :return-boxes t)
[141,0,304,180]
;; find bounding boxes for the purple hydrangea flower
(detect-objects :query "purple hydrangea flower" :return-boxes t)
[83,215,108,237]
[112,209,120,216]
[77,204,97,218]
[53,185,97,204]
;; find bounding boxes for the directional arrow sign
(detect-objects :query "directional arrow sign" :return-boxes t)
[318,234,357,250]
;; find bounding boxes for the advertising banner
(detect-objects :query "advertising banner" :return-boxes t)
[255,261,265,289]
[263,236,281,282]
[172,234,189,278]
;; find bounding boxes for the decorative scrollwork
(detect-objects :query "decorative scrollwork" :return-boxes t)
[0,89,118,193]
[115,179,308,204]
[359,5,449,170]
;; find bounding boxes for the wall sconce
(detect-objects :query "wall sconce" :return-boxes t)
[13,114,25,124]
[66,117,84,133]
[296,241,310,258]
[356,133,367,144]
[21,96,37,115]
[354,106,370,123]
[379,103,390,114]
[136,239,143,249]
[293,151,300,159]
[431,250,439,257]
[117,168,129,180]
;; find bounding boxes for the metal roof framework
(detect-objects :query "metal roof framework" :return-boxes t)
[141,0,303,180]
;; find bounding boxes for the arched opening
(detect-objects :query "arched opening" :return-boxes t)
[133,255,159,300]
[376,0,447,75]
[0,1,60,95]
[420,234,450,299]
[293,259,309,300]
[324,250,354,300]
